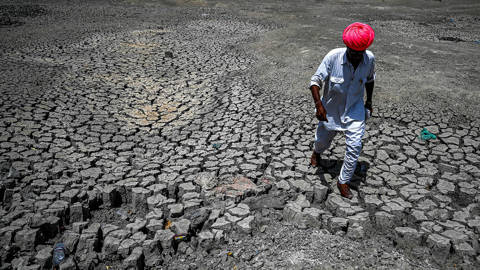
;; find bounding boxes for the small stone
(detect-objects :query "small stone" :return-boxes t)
[59,257,77,270]
[102,185,120,207]
[290,180,314,201]
[204,209,221,228]
[154,230,175,251]
[441,230,468,245]
[132,187,151,213]
[147,183,167,196]
[146,219,164,233]
[172,219,191,235]
[326,194,350,213]
[132,231,147,244]
[195,172,218,190]
[83,223,102,237]
[184,207,210,232]
[109,229,131,240]
[70,202,84,223]
[224,212,242,223]
[126,218,147,233]
[364,195,383,211]
[313,183,328,203]
[436,180,455,195]
[411,210,428,222]
[212,229,225,242]
[347,223,364,240]
[102,224,119,237]
[211,217,231,231]
[426,233,451,264]
[183,200,201,212]
[276,180,290,190]
[147,193,168,210]
[453,242,476,257]
[76,233,99,254]
[142,239,161,259]
[34,247,52,268]
[394,227,423,249]
[329,217,348,233]
[197,230,214,248]
[237,215,255,234]
[103,236,122,255]
[178,182,197,197]
[347,212,370,228]
[72,222,88,234]
[294,194,311,208]
[123,246,144,269]
[145,208,163,221]
[283,202,303,225]
[80,167,102,179]
[167,203,184,218]
[118,238,137,258]
[374,211,395,231]
[303,207,322,227]
[176,241,190,254]
[14,229,40,251]
[467,219,480,234]
[182,192,200,201]
[62,231,80,253]
[228,203,250,218]
[60,189,79,203]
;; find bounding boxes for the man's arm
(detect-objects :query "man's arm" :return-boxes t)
[310,55,330,122]
[365,54,375,113]
[365,81,374,113]
[310,84,328,122]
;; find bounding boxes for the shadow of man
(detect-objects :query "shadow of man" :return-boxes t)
[315,159,370,192]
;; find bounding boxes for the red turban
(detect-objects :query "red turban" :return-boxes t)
[342,22,375,51]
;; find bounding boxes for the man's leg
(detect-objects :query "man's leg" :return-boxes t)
[311,122,336,167]
[338,123,366,184]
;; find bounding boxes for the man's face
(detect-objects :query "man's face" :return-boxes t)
[346,47,365,64]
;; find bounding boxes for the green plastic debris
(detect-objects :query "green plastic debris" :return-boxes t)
[419,128,437,141]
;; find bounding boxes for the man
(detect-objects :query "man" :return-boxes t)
[309,22,375,199]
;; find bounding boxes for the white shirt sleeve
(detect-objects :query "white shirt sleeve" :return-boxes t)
[366,56,375,83]
[309,54,331,88]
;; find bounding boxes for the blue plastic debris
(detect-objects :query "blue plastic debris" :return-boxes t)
[419,128,437,141]
[52,243,66,267]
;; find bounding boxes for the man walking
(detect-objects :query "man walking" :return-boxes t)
[309,22,375,199]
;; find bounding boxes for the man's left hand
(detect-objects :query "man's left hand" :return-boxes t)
[365,101,373,114]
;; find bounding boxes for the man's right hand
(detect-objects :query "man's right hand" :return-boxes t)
[310,84,328,122]
[316,102,328,122]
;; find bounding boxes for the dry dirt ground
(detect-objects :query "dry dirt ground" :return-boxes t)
[1,0,479,269]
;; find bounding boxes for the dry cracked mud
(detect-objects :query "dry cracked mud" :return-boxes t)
[1,0,479,269]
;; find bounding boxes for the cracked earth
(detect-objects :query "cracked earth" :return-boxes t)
[1,0,480,269]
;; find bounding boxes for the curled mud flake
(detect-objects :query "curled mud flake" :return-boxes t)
[157,102,179,114]
[159,113,177,123]
[121,42,154,49]
[131,29,172,36]
[0,4,47,17]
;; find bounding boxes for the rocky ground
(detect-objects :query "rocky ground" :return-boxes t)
[0,0,479,269]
